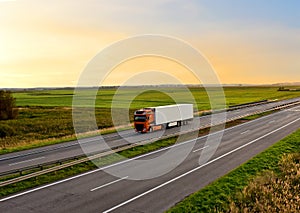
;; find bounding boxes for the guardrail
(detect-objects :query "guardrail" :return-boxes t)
[229,99,269,109]
[0,142,144,187]
[1,100,300,187]
[270,100,300,110]
[0,154,86,178]
[198,99,277,116]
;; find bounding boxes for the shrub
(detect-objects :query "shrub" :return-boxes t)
[0,90,18,120]
[228,153,300,213]
[0,124,16,138]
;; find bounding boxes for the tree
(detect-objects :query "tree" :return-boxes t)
[0,90,18,120]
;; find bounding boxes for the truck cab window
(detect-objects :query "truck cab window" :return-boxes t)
[134,116,146,122]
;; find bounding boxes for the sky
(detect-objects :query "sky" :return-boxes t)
[0,0,300,88]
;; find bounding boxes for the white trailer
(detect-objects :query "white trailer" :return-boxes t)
[153,104,193,126]
[134,104,193,133]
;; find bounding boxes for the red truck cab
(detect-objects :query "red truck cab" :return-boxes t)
[134,108,155,133]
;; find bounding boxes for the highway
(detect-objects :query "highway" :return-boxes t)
[0,105,299,212]
[0,97,299,174]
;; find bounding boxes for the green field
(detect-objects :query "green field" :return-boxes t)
[0,86,299,152]
[13,86,300,109]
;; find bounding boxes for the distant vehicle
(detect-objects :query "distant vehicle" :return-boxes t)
[134,104,193,133]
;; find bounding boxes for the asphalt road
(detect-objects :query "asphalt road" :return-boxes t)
[1,105,299,213]
[0,97,299,174]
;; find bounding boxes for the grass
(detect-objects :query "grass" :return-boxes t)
[0,106,135,152]
[238,110,277,121]
[167,129,300,213]
[0,86,299,153]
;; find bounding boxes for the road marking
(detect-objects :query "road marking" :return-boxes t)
[90,176,128,192]
[8,157,45,166]
[240,130,250,135]
[286,109,300,112]
[268,120,275,124]
[102,117,300,213]
[193,146,209,153]
[1,108,299,202]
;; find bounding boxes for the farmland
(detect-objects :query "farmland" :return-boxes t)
[13,86,300,108]
[0,86,299,152]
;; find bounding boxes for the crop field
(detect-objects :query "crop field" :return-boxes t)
[0,86,299,152]
[13,86,300,109]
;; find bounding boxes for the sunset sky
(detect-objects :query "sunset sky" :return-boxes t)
[1,0,300,88]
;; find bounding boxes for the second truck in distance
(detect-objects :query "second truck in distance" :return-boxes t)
[134,104,193,133]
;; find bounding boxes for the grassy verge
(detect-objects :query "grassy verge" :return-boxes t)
[0,106,135,153]
[238,110,277,121]
[0,125,133,155]
[167,129,300,213]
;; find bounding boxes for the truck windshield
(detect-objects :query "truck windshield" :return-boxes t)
[134,116,146,122]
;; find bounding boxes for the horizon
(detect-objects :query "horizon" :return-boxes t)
[2,82,300,90]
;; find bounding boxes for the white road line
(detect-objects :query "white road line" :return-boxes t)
[287,109,300,112]
[8,157,45,166]
[90,176,128,192]
[192,146,209,153]
[240,130,250,135]
[102,117,300,213]
[268,120,275,124]
[0,108,298,202]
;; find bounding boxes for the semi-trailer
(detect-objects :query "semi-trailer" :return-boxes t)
[134,104,193,133]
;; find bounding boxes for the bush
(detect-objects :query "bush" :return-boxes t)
[228,153,300,213]
[0,124,16,138]
[0,90,18,120]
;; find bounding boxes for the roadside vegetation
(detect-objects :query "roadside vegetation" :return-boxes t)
[0,86,299,153]
[0,107,136,153]
[228,153,300,213]
[167,129,300,213]
[0,90,18,121]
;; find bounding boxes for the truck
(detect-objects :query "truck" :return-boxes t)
[134,104,193,133]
